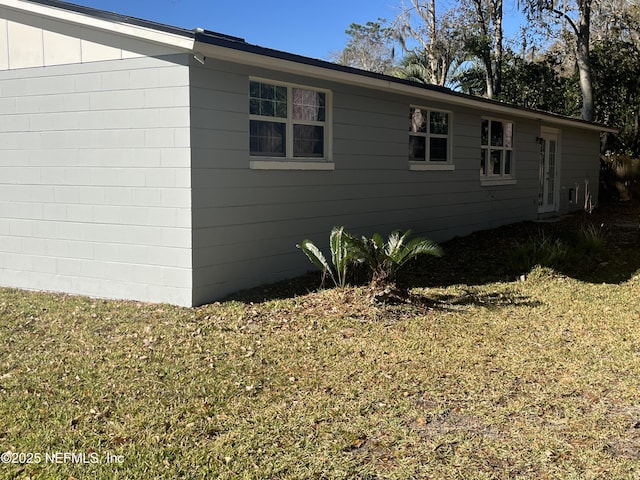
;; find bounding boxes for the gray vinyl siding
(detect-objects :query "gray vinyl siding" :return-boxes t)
[555,127,601,212]
[190,59,590,305]
[0,54,193,305]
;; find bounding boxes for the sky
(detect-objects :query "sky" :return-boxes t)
[65,0,527,61]
[65,0,403,60]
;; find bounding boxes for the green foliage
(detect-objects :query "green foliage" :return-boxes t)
[509,224,607,274]
[298,227,443,290]
[452,62,487,97]
[329,226,352,288]
[298,238,336,287]
[509,229,570,273]
[592,40,640,156]
[298,226,355,288]
[396,51,435,85]
[578,223,607,253]
[333,19,395,74]
[499,51,581,116]
[345,229,443,288]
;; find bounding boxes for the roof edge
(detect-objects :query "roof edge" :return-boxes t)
[194,32,617,133]
[5,0,618,133]
[2,0,195,50]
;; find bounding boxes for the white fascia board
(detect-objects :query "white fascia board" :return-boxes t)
[0,0,195,51]
[196,41,617,134]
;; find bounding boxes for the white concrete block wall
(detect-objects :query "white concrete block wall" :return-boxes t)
[0,55,193,306]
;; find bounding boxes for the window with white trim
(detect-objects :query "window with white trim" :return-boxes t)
[409,107,451,165]
[480,118,514,182]
[249,79,330,165]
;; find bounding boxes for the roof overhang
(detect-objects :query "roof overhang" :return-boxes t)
[194,35,617,134]
[1,0,195,51]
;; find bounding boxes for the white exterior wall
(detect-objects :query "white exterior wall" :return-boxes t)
[0,11,193,305]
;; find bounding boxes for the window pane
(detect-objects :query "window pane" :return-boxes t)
[261,82,274,99]
[490,149,502,174]
[260,99,274,117]
[429,137,448,162]
[293,124,324,157]
[276,85,287,102]
[293,88,325,121]
[249,81,261,100]
[410,108,427,133]
[491,121,504,146]
[505,150,512,175]
[504,122,513,148]
[480,149,487,175]
[249,81,287,118]
[481,119,489,146]
[430,111,448,135]
[409,136,426,161]
[250,120,286,157]
[249,98,260,116]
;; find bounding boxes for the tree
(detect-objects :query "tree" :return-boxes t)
[393,0,467,86]
[500,50,581,115]
[520,0,595,121]
[591,0,640,44]
[591,39,640,155]
[393,0,504,97]
[462,0,504,98]
[453,61,490,96]
[331,19,395,74]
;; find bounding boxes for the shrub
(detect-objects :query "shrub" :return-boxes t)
[509,230,569,272]
[510,224,607,275]
[298,227,443,291]
[347,230,443,288]
[578,223,606,253]
[297,226,355,288]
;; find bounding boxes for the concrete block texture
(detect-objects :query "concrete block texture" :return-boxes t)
[0,55,194,306]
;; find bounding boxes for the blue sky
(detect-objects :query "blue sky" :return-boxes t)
[68,1,526,60]
[67,0,401,60]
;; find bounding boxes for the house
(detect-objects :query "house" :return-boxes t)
[0,0,616,307]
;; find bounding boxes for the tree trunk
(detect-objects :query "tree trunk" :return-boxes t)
[428,0,439,84]
[492,0,503,98]
[576,0,594,121]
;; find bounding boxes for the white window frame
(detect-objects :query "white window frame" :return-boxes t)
[409,106,455,171]
[249,77,333,171]
[480,117,516,186]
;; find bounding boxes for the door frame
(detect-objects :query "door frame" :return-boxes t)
[538,127,561,215]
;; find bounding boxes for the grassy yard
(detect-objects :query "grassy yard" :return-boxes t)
[1,203,640,479]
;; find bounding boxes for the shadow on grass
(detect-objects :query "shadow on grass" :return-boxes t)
[408,201,640,289]
[419,289,543,312]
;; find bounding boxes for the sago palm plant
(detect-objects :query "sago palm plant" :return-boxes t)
[297,226,354,287]
[348,229,443,288]
[298,227,443,295]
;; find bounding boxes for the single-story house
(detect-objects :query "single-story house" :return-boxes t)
[0,0,616,306]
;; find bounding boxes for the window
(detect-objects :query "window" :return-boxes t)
[480,118,515,184]
[249,79,332,169]
[409,107,453,170]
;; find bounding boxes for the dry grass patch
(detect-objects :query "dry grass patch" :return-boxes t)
[1,204,640,479]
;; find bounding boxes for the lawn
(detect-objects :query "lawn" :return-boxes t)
[1,203,640,479]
